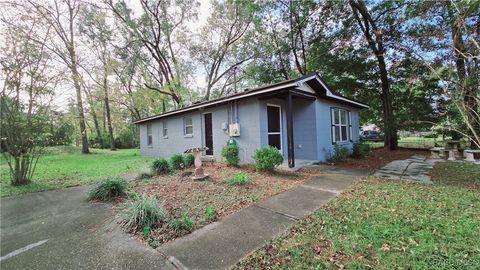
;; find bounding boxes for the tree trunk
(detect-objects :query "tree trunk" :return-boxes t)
[70,57,90,154]
[103,63,116,151]
[349,0,398,150]
[447,4,479,149]
[377,53,398,150]
[13,156,29,185]
[91,108,103,147]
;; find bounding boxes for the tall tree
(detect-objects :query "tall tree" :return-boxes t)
[0,11,57,184]
[190,0,254,100]
[79,6,116,150]
[404,0,479,147]
[349,0,398,150]
[107,0,198,108]
[445,1,479,148]
[27,0,90,153]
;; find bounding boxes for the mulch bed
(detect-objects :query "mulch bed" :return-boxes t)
[127,163,322,246]
[332,147,429,172]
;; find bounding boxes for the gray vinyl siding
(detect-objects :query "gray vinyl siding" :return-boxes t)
[233,98,262,163]
[140,112,202,157]
[315,100,360,161]
[293,99,317,160]
[139,95,361,164]
[139,97,261,164]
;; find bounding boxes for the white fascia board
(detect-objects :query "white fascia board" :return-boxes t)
[296,74,369,109]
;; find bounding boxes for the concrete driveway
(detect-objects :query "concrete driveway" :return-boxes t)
[0,186,171,270]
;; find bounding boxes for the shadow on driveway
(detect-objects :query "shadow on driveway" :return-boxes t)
[0,186,171,270]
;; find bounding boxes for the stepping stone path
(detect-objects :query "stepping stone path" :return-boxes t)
[374,155,439,183]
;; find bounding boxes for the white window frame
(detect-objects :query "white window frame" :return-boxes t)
[147,123,153,146]
[267,104,282,152]
[331,108,349,143]
[163,121,168,138]
[184,117,193,137]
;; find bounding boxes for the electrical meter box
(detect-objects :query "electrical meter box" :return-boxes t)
[229,123,240,137]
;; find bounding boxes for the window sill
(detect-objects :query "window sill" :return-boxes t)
[184,134,193,138]
[163,136,168,139]
[333,141,349,145]
[147,145,153,148]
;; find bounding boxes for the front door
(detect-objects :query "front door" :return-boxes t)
[267,105,282,151]
[204,113,213,155]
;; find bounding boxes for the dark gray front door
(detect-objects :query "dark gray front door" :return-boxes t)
[204,113,213,155]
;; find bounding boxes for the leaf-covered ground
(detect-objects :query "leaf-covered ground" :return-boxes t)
[332,147,429,172]
[129,163,318,246]
[234,162,480,269]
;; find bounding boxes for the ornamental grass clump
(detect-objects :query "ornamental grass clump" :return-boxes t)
[121,195,166,230]
[87,176,128,201]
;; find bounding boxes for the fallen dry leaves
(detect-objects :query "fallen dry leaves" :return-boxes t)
[333,148,429,171]
[128,163,314,245]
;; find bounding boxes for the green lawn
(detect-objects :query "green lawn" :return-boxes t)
[0,147,153,197]
[235,162,480,269]
[368,137,444,149]
[367,136,449,149]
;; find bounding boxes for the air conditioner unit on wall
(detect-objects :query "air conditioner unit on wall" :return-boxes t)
[229,123,240,137]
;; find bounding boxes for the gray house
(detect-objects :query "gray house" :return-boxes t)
[134,73,368,168]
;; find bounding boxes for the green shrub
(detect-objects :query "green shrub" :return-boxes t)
[204,205,217,221]
[87,176,128,201]
[330,144,350,162]
[170,154,185,170]
[351,141,371,159]
[183,153,195,167]
[151,158,170,175]
[221,143,239,166]
[122,195,165,229]
[170,212,194,233]
[226,171,250,186]
[253,146,283,171]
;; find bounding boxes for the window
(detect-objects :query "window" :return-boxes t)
[147,123,153,146]
[267,105,282,150]
[163,121,168,138]
[184,117,193,136]
[331,108,349,143]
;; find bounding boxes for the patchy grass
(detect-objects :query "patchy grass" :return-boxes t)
[431,162,480,190]
[367,136,449,149]
[0,147,152,197]
[234,163,480,269]
[129,163,317,245]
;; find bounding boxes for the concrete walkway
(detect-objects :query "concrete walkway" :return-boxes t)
[0,167,367,270]
[373,155,439,183]
[0,186,174,270]
[159,167,368,270]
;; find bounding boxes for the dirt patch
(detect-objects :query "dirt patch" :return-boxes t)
[331,147,429,172]
[128,163,321,245]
